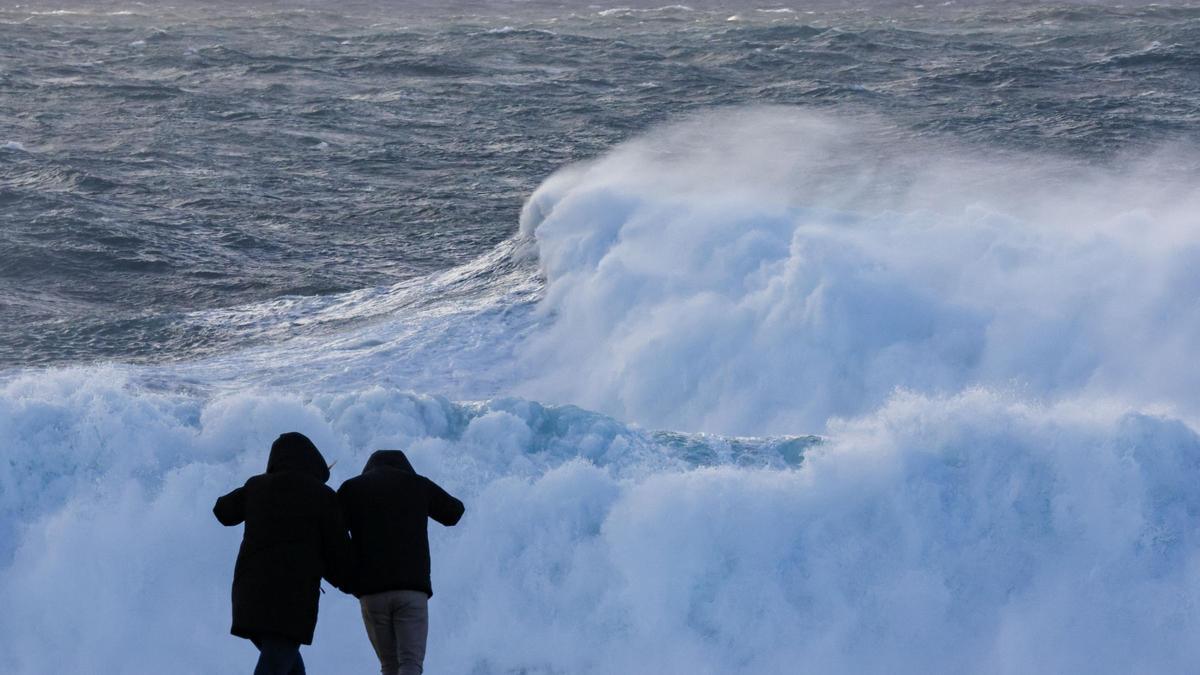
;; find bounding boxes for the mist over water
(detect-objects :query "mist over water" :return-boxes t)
[3,2,1200,674]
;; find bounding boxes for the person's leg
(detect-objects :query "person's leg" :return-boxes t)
[289,651,306,675]
[360,592,402,675]
[392,591,429,675]
[252,636,303,675]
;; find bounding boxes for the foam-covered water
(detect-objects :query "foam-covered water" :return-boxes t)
[4,2,1200,674]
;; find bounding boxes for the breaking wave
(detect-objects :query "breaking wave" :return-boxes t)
[518,108,1200,435]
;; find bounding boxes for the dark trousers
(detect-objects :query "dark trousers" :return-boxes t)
[251,636,306,675]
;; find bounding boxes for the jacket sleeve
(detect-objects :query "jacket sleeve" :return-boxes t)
[213,486,246,526]
[426,478,465,526]
[321,489,355,593]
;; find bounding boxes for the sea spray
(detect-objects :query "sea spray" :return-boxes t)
[518,108,1200,435]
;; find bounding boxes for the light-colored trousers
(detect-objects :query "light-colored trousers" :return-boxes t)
[359,590,429,675]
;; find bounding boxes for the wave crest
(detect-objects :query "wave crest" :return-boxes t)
[519,108,1200,434]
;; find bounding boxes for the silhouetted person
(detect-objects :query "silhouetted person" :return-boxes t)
[338,450,465,675]
[214,432,352,675]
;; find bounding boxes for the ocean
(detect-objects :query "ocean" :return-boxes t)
[2,1,1200,672]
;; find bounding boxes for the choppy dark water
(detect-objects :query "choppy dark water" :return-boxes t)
[2,0,1198,367]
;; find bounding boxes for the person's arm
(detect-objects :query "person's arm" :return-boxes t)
[322,488,355,593]
[426,478,465,526]
[213,486,246,526]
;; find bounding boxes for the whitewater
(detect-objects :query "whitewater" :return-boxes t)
[4,3,1200,674]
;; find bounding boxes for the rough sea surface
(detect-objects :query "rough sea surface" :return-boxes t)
[3,0,1198,366]
[2,2,1200,674]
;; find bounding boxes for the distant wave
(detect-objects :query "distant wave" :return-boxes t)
[596,5,696,17]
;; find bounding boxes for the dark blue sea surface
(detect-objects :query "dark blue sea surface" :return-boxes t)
[2,0,1198,366]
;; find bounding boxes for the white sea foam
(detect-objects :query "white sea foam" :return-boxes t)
[3,107,1200,673]
[597,5,695,17]
[474,25,558,36]
[25,9,135,16]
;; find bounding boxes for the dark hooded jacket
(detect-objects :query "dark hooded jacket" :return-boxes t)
[337,450,464,598]
[213,432,352,645]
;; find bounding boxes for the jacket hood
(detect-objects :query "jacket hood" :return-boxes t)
[363,449,415,475]
[267,432,330,483]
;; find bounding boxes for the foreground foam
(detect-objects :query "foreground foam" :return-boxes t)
[5,107,1200,673]
[2,370,1199,673]
[518,109,1200,434]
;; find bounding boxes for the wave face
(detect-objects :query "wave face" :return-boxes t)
[5,4,1200,674]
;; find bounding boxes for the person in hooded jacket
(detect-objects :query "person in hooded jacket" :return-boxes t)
[213,432,353,675]
[338,449,465,675]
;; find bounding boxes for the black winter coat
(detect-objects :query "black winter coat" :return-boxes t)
[337,450,464,598]
[213,432,352,645]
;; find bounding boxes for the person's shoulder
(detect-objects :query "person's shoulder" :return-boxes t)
[418,473,443,489]
[349,468,420,493]
[337,474,373,502]
[278,471,336,496]
[304,480,339,508]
